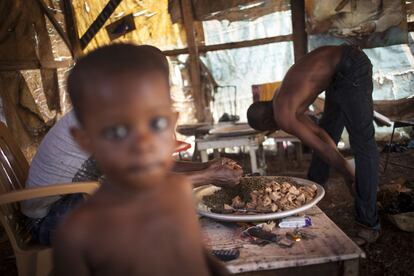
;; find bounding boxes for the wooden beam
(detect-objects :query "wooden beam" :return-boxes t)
[79,0,123,50]
[201,34,292,53]
[62,0,82,59]
[290,0,307,61]
[0,60,73,71]
[163,34,293,56]
[180,0,206,122]
[194,20,205,47]
[35,0,73,56]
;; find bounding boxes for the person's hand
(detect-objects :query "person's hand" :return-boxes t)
[206,158,243,188]
[208,157,238,169]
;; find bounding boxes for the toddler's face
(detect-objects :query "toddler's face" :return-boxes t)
[74,72,176,187]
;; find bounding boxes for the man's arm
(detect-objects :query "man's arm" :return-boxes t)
[299,114,338,149]
[283,115,354,182]
[173,158,243,188]
[181,164,243,188]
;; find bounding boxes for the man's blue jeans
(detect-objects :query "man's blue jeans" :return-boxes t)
[28,194,84,246]
[307,45,380,230]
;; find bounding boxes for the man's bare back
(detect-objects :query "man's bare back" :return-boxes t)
[273,46,344,117]
[54,175,217,276]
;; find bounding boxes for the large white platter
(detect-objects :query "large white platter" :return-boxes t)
[194,176,325,222]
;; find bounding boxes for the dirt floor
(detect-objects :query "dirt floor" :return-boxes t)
[1,145,413,276]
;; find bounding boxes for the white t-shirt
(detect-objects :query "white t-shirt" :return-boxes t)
[21,110,90,218]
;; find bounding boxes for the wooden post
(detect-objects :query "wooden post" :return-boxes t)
[35,0,73,55]
[62,0,83,59]
[291,0,308,62]
[180,0,206,122]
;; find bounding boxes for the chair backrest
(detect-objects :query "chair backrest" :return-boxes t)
[0,122,33,251]
[0,123,29,193]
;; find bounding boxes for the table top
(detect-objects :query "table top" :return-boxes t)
[208,123,259,137]
[267,130,300,140]
[196,132,265,142]
[201,206,365,274]
[176,123,212,136]
[195,133,265,150]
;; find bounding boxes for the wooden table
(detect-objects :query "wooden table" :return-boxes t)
[195,133,266,174]
[201,206,365,275]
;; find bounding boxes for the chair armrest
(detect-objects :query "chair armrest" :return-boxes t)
[0,182,99,205]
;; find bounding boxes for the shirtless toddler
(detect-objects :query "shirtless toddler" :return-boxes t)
[53,44,228,275]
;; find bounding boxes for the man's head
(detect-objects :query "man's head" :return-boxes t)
[247,101,278,131]
[68,44,176,187]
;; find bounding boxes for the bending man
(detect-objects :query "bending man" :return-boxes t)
[247,45,379,244]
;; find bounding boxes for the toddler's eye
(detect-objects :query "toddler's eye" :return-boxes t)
[150,117,169,132]
[102,125,129,141]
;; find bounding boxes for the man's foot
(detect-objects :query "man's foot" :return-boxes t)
[352,227,380,246]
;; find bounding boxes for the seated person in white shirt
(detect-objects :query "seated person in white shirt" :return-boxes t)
[22,110,242,245]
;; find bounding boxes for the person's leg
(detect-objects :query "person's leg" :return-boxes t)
[346,114,379,229]
[307,87,345,186]
[337,49,380,230]
[32,193,84,245]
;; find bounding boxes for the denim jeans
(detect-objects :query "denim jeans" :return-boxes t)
[307,45,380,230]
[27,194,84,246]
